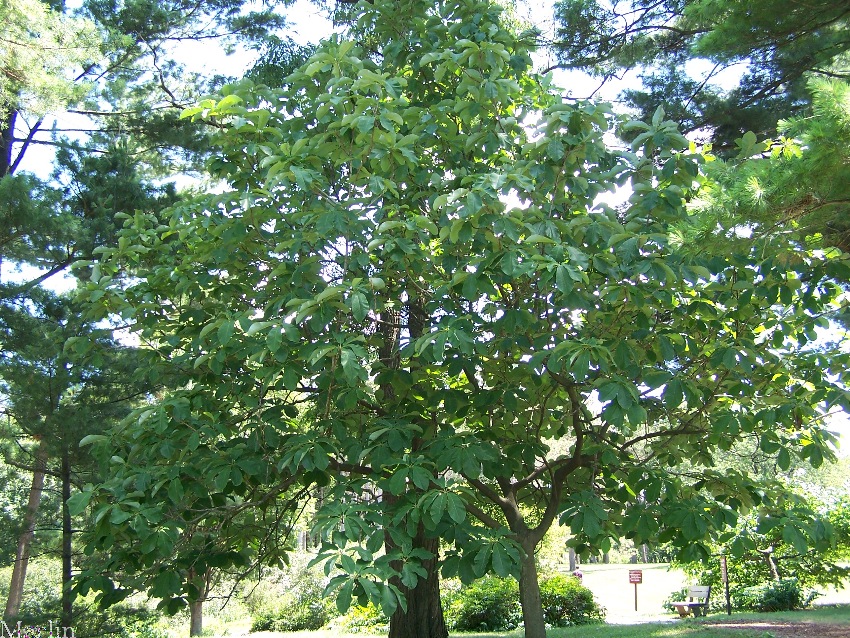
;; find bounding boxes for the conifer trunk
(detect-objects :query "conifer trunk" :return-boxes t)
[1,110,16,177]
[4,441,47,621]
[61,443,73,630]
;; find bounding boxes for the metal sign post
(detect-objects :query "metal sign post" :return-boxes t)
[628,569,643,611]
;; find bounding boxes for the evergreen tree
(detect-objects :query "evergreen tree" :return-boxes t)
[550,0,850,149]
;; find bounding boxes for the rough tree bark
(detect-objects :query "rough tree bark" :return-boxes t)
[4,440,47,621]
[518,537,546,638]
[61,442,73,630]
[1,110,15,177]
[387,526,447,638]
[380,295,447,638]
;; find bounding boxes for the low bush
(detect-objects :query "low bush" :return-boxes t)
[443,576,522,632]
[539,574,605,626]
[443,573,603,631]
[249,564,338,632]
[733,578,819,612]
[330,602,389,634]
[663,586,692,614]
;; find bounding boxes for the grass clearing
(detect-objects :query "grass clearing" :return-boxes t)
[197,605,850,638]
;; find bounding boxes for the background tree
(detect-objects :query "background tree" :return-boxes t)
[76,2,850,638]
[0,1,323,633]
[681,78,850,261]
[549,0,850,150]
[0,289,153,628]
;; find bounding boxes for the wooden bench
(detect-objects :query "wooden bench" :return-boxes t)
[671,585,711,617]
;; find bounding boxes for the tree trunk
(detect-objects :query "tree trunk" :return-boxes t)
[189,600,203,636]
[518,539,547,638]
[61,443,73,630]
[383,294,446,638]
[1,110,16,177]
[760,547,781,580]
[568,547,576,572]
[388,529,447,638]
[4,441,47,620]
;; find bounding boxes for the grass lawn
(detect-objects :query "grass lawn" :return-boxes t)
[206,604,850,638]
[229,605,850,638]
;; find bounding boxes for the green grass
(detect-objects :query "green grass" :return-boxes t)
[697,603,850,625]
[453,626,764,638]
[217,606,850,638]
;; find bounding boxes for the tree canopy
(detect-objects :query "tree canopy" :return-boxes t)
[74,2,850,638]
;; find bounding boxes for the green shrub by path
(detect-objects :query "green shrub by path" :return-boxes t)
[248,567,337,632]
[733,577,819,612]
[539,574,605,627]
[444,576,522,632]
[443,574,604,632]
[329,602,389,634]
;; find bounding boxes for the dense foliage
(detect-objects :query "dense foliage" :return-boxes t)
[73,2,850,638]
[733,578,818,613]
[443,576,522,632]
[4,2,849,638]
[248,563,337,632]
[539,574,605,627]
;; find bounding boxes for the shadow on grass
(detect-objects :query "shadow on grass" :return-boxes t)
[450,605,850,638]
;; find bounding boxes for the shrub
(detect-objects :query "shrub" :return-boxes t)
[75,604,170,638]
[733,578,819,612]
[442,574,603,631]
[330,602,389,634]
[663,586,692,614]
[539,574,605,626]
[443,576,522,632]
[249,564,338,632]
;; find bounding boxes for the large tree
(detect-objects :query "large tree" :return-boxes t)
[75,2,850,638]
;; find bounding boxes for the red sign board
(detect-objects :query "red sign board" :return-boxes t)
[629,569,643,584]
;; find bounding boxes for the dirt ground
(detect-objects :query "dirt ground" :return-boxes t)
[706,620,850,637]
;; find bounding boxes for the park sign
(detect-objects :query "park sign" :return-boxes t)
[629,570,642,611]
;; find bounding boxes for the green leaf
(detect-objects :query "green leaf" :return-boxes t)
[473,546,491,577]
[266,328,282,353]
[491,543,511,577]
[664,379,684,410]
[217,321,234,346]
[336,581,354,614]
[67,491,93,517]
[777,447,791,471]
[446,493,467,524]
[380,584,399,616]
[79,434,109,447]
[387,469,407,495]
